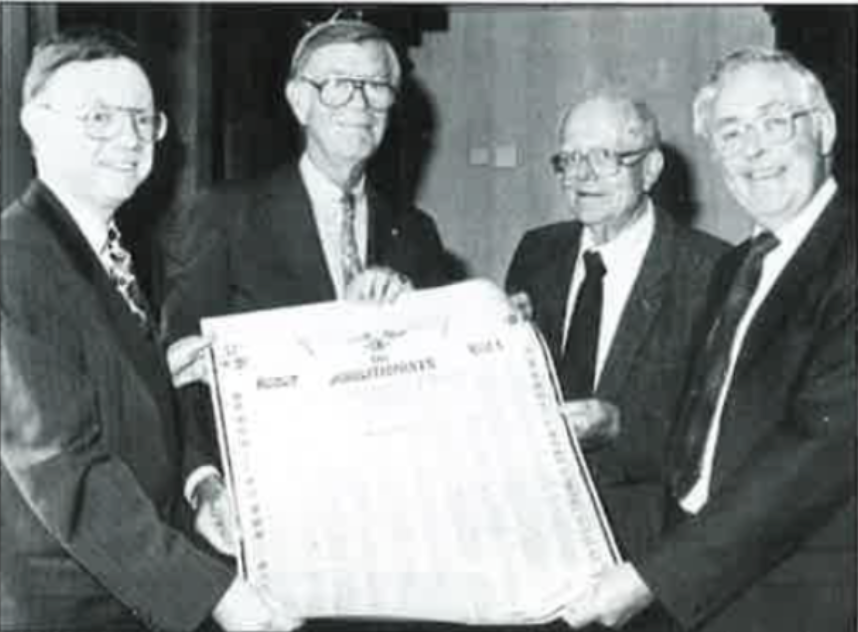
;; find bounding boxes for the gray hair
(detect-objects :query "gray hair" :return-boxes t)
[289,19,402,87]
[559,90,662,149]
[692,46,835,139]
[22,26,143,105]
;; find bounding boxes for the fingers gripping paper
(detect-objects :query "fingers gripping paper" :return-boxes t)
[202,280,619,624]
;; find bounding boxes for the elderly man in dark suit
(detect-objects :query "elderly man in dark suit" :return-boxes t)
[0,27,299,631]
[563,48,856,632]
[506,93,728,581]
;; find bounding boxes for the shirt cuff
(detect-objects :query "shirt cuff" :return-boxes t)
[184,465,221,509]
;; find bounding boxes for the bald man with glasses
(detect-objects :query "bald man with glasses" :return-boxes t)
[506,95,727,622]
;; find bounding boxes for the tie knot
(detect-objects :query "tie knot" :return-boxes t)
[583,250,606,278]
[749,230,779,259]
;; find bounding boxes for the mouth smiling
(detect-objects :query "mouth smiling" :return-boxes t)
[746,165,786,181]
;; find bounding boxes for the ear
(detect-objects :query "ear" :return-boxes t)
[285,79,311,126]
[20,102,43,144]
[641,148,664,192]
[814,107,837,157]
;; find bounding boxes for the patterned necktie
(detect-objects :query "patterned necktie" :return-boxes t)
[558,250,606,399]
[340,190,363,290]
[669,231,780,499]
[102,220,149,325]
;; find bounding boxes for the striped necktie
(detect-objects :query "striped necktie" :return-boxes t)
[340,190,364,290]
[102,220,149,325]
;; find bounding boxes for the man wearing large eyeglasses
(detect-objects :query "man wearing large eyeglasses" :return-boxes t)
[563,48,855,632]
[161,19,450,334]
[505,94,727,632]
[157,21,454,617]
[1,27,298,632]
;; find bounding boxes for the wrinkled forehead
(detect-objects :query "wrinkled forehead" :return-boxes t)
[560,99,634,150]
[713,63,806,122]
[39,57,154,109]
[302,41,394,80]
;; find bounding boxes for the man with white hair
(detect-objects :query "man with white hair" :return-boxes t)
[506,93,727,602]
[563,47,856,632]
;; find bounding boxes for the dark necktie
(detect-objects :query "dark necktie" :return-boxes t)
[340,191,363,290]
[103,220,149,326]
[670,231,780,500]
[558,250,606,399]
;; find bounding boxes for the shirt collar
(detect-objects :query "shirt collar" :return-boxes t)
[299,154,366,203]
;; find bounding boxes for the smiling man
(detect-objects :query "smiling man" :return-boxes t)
[157,20,454,611]
[0,27,296,631]
[505,94,727,631]
[562,48,856,632]
[162,19,451,339]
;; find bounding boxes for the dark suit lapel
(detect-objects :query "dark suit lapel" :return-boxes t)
[24,182,173,421]
[536,224,582,363]
[261,165,336,301]
[366,183,394,265]
[597,207,673,396]
[736,194,848,370]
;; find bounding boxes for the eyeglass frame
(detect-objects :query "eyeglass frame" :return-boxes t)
[710,107,817,157]
[35,102,168,144]
[550,146,653,178]
[298,75,398,112]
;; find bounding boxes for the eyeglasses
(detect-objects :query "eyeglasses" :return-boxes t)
[38,102,168,144]
[299,76,397,111]
[550,147,651,178]
[711,108,815,157]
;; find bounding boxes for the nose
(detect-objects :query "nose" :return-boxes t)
[569,155,597,181]
[346,84,372,111]
[740,124,765,159]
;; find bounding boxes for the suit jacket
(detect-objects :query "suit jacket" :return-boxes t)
[506,207,729,564]
[0,181,233,631]
[640,192,857,631]
[160,161,452,341]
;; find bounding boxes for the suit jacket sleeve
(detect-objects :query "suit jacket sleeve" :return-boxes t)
[639,254,857,629]
[1,244,233,632]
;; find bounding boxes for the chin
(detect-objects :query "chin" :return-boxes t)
[98,180,143,206]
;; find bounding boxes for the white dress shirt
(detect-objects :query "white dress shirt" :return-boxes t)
[681,177,838,513]
[299,154,369,298]
[562,200,656,388]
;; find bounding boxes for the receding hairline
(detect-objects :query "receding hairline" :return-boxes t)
[22,26,145,105]
[558,93,661,149]
[692,47,834,137]
[289,22,401,86]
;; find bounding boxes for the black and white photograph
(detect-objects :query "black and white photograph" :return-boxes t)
[1,4,855,632]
